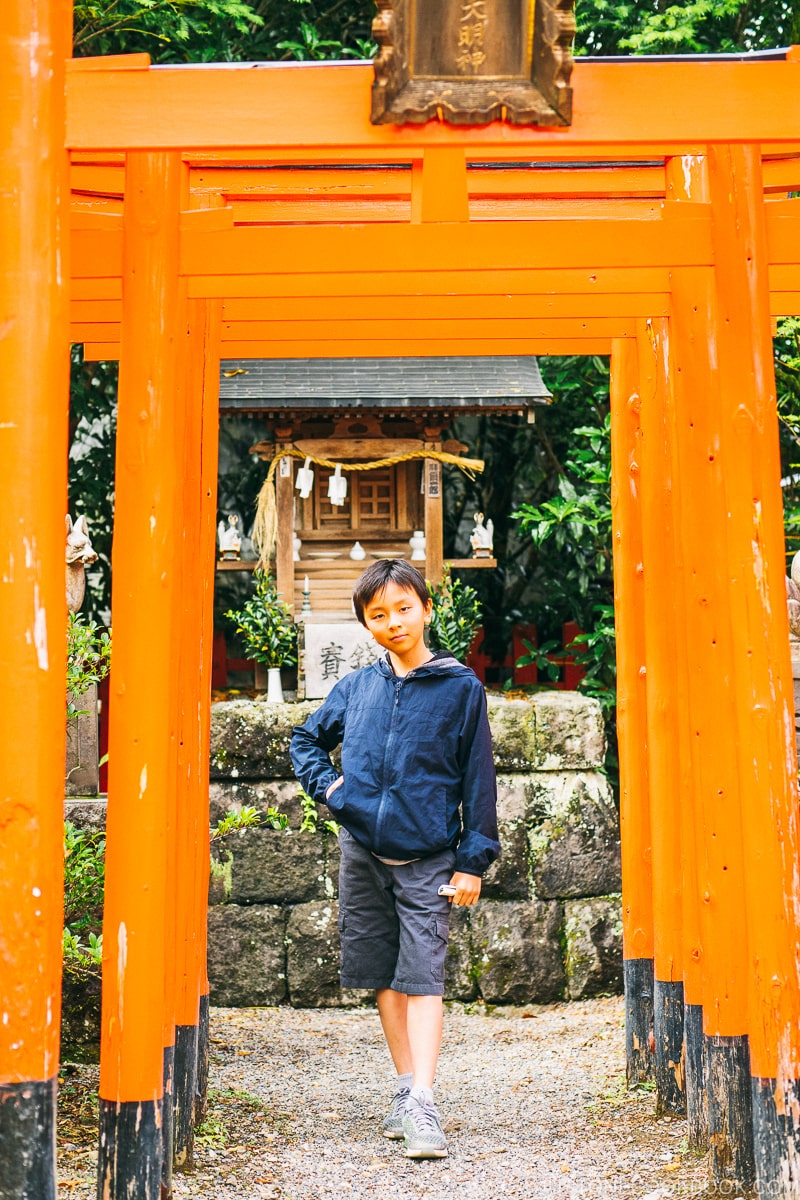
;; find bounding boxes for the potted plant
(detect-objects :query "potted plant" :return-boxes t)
[225,570,297,702]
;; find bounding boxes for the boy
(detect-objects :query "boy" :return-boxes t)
[290,559,499,1160]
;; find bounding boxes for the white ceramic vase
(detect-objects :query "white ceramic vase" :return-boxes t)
[266,666,284,704]
[409,530,426,561]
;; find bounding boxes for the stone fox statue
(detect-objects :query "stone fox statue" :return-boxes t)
[65,514,98,612]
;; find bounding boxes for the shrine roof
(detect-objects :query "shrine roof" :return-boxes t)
[219,356,552,411]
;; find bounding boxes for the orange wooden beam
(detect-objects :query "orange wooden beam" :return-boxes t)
[70,227,122,278]
[70,258,800,307]
[212,335,626,356]
[70,162,125,195]
[179,210,714,277]
[180,142,800,165]
[183,144,705,164]
[74,320,632,343]
[66,59,800,153]
[71,277,122,300]
[82,337,617,361]
[187,163,668,201]
[70,300,123,321]
[763,157,800,192]
[764,197,800,262]
[70,156,795,205]
[71,291,671,329]
[221,294,671,321]
[222,196,665,224]
[185,266,676,300]
[216,317,637,341]
[469,165,668,199]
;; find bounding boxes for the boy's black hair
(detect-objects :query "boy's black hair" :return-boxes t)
[352,559,431,626]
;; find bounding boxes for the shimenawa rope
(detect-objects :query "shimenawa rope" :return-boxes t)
[252,447,485,570]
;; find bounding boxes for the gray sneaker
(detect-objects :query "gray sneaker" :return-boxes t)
[401,1088,448,1159]
[382,1085,411,1139]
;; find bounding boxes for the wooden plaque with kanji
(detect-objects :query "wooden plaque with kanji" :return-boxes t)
[371,0,576,127]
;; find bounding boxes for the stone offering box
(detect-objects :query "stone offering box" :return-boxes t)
[208,690,622,1008]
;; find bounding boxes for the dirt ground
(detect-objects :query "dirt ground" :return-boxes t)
[58,996,736,1200]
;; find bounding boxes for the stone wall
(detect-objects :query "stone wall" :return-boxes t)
[208,691,623,1008]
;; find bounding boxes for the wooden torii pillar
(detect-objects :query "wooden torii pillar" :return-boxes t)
[97,152,221,1198]
[706,142,800,1191]
[609,334,655,1091]
[618,147,800,1192]
[0,4,71,1197]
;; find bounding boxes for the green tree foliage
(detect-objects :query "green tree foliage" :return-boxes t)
[575,0,799,57]
[776,318,800,565]
[443,355,612,662]
[513,410,612,634]
[74,0,264,59]
[73,0,376,62]
[69,348,117,621]
[511,406,617,722]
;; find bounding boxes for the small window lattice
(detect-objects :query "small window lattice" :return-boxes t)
[315,467,395,530]
[358,468,394,525]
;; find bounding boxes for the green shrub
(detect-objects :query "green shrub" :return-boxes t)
[427,566,483,663]
[63,821,105,976]
[67,614,111,720]
[225,570,297,668]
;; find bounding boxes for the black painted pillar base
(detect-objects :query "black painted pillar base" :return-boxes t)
[751,1076,800,1198]
[173,1023,198,1170]
[624,957,655,1085]
[654,978,686,1116]
[195,992,210,1126]
[161,1044,175,1197]
[97,1097,162,1200]
[706,1034,755,1190]
[684,1002,708,1149]
[0,1077,57,1200]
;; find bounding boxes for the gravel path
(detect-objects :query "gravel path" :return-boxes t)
[59,996,724,1199]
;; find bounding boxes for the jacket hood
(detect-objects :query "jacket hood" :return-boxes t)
[374,651,472,679]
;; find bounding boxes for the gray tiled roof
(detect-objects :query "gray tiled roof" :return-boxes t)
[219,357,551,410]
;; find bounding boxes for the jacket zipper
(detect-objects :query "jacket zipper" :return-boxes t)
[374,672,409,850]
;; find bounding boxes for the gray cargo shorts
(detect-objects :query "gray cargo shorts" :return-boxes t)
[337,827,457,996]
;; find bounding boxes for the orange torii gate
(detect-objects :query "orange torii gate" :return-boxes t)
[3,2,800,1195]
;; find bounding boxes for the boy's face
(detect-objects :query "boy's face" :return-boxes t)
[362,580,433,673]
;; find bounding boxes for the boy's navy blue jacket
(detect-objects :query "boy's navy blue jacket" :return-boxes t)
[290,652,500,877]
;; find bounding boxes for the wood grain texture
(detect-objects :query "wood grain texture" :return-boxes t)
[66,59,800,152]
